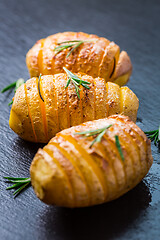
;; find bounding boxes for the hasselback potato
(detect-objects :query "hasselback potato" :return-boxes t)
[26,32,132,86]
[30,115,153,208]
[9,73,139,143]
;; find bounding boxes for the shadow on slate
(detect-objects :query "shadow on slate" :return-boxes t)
[41,181,151,240]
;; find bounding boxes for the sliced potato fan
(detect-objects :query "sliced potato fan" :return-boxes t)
[9,73,139,143]
[30,115,153,207]
[26,31,132,86]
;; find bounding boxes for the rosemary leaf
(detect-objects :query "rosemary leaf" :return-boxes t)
[75,125,112,147]
[54,43,75,54]
[13,182,31,197]
[63,67,90,99]
[89,129,106,148]
[54,40,83,57]
[115,135,124,161]
[1,82,16,93]
[38,74,44,102]
[81,83,90,89]
[15,78,25,92]
[4,176,31,198]
[6,182,24,190]
[57,40,83,44]
[145,127,160,146]
[4,177,30,180]
[64,78,71,89]
[75,126,110,135]
[1,78,25,105]
[8,100,13,106]
[66,41,83,58]
[54,39,96,58]
[6,179,31,184]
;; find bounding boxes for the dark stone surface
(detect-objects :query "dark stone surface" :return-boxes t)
[0,0,160,239]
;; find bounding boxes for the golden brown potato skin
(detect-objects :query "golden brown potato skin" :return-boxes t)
[9,73,139,143]
[30,115,153,208]
[26,32,132,86]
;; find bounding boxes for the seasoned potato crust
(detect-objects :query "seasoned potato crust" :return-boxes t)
[26,32,132,86]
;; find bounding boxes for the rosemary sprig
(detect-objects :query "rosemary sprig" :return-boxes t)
[14,78,25,92]
[54,39,96,58]
[4,177,31,197]
[1,82,17,93]
[115,135,124,161]
[38,73,44,102]
[1,78,25,105]
[145,126,160,145]
[8,100,13,106]
[63,67,90,99]
[75,125,112,147]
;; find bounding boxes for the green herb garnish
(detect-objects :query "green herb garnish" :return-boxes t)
[115,135,124,161]
[4,177,31,197]
[145,126,160,145]
[1,78,25,105]
[75,125,112,147]
[54,39,96,58]
[38,73,44,102]
[14,78,25,92]
[1,82,17,93]
[63,67,90,99]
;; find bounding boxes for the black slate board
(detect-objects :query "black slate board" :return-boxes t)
[0,0,160,239]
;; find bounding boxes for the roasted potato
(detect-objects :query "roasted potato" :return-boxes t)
[9,73,139,143]
[30,115,153,207]
[26,32,132,86]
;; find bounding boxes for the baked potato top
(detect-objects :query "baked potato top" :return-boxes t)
[26,32,132,86]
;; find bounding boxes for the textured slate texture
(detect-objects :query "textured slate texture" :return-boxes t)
[0,0,160,239]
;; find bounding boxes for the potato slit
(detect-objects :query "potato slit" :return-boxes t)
[93,78,96,119]
[63,36,74,71]
[102,135,126,192]
[112,123,137,180]
[38,39,44,74]
[105,83,109,116]
[103,135,127,184]
[117,135,136,182]
[95,143,118,201]
[72,32,84,72]
[80,85,83,123]
[115,117,148,173]
[131,128,149,171]
[119,87,123,114]
[43,148,75,206]
[107,44,120,82]
[98,41,110,78]
[51,38,58,74]
[53,76,60,132]
[60,134,107,200]
[24,83,37,142]
[36,78,48,142]
[109,50,120,82]
[122,128,142,176]
[50,141,90,204]
[66,83,71,128]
